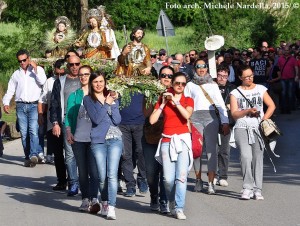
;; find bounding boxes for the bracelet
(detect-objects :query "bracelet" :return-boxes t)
[159,106,164,111]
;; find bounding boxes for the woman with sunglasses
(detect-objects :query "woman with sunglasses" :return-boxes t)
[230,65,275,200]
[142,66,173,213]
[65,65,99,213]
[150,72,194,220]
[83,71,122,220]
[184,59,229,195]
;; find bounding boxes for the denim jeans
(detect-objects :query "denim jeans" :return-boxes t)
[161,141,189,210]
[46,130,66,184]
[72,141,98,199]
[91,137,122,207]
[62,124,78,186]
[142,136,167,202]
[16,103,39,158]
[119,124,147,188]
[281,79,295,112]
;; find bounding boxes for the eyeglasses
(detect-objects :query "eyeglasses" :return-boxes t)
[217,74,228,79]
[160,73,173,79]
[18,58,28,63]
[78,73,90,77]
[195,64,207,69]
[151,55,157,58]
[241,75,254,80]
[159,53,166,56]
[69,62,80,67]
[173,81,186,87]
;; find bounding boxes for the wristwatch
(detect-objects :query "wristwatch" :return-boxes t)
[53,121,59,126]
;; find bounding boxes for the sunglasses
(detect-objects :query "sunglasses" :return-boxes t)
[78,73,90,77]
[151,55,157,58]
[69,62,80,67]
[18,58,28,63]
[173,81,186,87]
[159,53,166,56]
[160,73,173,79]
[195,64,207,69]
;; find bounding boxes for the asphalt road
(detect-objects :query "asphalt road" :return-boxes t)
[0,110,299,226]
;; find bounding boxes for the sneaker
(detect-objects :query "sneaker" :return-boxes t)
[175,209,186,220]
[100,201,109,216]
[240,189,254,200]
[159,200,170,214]
[24,158,31,167]
[38,153,46,164]
[138,179,148,195]
[213,178,218,186]
[67,184,79,196]
[52,183,67,191]
[30,155,38,167]
[46,155,54,164]
[107,206,116,220]
[79,198,90,212]
[117,179,123,194]
[194,179,203,192]
[219,179,229,187]
[89,198,101,214]
[254,190,264,200]
[150,196,159,211]
[124,187,136,197]
[207,182,216,195]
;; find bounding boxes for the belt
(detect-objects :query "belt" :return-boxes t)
[16,101,38,104]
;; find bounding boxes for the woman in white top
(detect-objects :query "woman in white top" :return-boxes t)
[230,65,275,200]
[184,59,229,195]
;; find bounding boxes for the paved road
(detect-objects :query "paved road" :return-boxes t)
[0,110,300,226]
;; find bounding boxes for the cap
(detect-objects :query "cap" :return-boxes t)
[150,49,157,55]
[268,47,275,52]
[159,49,167,55]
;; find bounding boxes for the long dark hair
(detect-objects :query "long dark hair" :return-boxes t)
[88,70,109,102]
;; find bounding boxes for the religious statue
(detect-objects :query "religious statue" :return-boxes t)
[75,5,120,59]
[44,16,76,58]
[115,26,151,77]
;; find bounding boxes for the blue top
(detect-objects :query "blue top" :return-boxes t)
[83,95,121,144]
[120,93,145,125]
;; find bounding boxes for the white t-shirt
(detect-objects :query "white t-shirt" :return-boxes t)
[230,84,267,126]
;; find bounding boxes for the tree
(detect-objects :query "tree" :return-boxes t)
[80,0,88,29]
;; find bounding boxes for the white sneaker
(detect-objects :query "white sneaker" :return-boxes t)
[219,179,229,187]
[38,153,46,164]
[101,201,109,216]
[194,179,203,192]
[240,189,254,200]
[213,178,218,186]
[254,190,264,200]
[208,182,216,195]
[107,206,116,220]
[79,198,90,212]
[175,209,186,220]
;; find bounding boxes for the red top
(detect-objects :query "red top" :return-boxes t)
[278,56,298,79]
[154,92,194,142]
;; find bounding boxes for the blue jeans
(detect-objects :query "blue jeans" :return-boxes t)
[161,141,189,210]
[281,79,295,112]
[62,124,78,186]
[142,136,167,202]
[72,141,98,199]
[91,137,122,206]
[16,103,39,158]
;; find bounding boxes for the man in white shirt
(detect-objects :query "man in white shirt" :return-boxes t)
[3,49,47,167]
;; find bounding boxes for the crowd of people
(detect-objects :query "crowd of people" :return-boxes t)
[1,6,299,221]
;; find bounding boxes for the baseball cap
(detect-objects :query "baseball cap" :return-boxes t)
[150,49,157,55]
[159,49,167,55]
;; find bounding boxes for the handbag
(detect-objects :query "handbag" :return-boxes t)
[260,119,282,140]
[144,118,164,144]
[190,123,203,159]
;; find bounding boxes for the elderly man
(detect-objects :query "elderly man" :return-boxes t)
[174,53,194,81]
[3,49,46,167]
[50,55,81,195]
